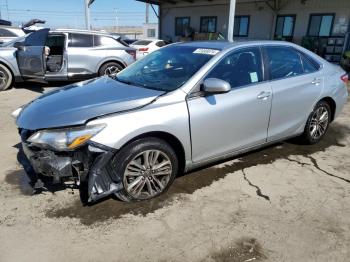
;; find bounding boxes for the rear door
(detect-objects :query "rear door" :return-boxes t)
[16,28,49,79]
[263,45,323,141]
[66,33,96,78]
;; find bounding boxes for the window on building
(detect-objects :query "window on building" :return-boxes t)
[234,16,250,37]
[206,47,263,88]
[147,29,156,38]
[68,33,93,47]
[265,46,304,80]
[275,15,296,38]
[307,14,334,37]
[200,16,217,33]
[175,17,190,36]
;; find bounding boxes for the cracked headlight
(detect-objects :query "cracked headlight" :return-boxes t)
[27,124,106,151]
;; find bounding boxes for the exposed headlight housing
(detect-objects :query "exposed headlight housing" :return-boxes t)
[11,107,23,119]
[27,124,106,151]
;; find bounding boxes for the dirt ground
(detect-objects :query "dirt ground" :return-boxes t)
[0,83,350,262]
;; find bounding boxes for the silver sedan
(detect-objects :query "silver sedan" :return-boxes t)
[14,41,348,203]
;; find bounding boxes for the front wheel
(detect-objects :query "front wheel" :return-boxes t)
[300,101,331,144]
[113,138,178,202]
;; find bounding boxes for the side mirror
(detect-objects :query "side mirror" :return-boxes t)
[13,42,24,50]
[202,78,231,94]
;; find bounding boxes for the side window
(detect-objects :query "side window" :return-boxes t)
[265,46,303,80]
[94,35,118,46]
[206,47,263,89]
[300,53,319,74]
[68,33,93,47]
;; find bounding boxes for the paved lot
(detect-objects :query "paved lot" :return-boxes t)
[0,84,350,262]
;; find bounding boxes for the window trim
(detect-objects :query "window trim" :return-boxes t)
[262,45,322,82]
[175,17,191,36]
[199,16,218,33]
[307,13,335,37]
[234,15,250,37]
[274,14,296,38]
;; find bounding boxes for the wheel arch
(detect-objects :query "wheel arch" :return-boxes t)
[119,131,186,175]
[319,97,336,122]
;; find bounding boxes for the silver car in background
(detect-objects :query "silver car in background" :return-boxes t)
[0,28,136,91]
[14,41,348,203]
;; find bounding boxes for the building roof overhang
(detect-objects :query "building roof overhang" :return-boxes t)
[136,0,272,5]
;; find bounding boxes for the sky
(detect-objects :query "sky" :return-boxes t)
[1,0,158,29]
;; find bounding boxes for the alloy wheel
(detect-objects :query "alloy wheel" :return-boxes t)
[309,106,329,140]
[104,65,120,78]
[0,69,8,90]
[123,150,173,200]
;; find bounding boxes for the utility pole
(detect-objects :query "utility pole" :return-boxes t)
[84,0,95,30]
[227,0,236,42]
[114,8,119,33]
[145,3,149,24]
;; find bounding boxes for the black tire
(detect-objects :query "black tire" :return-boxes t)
[113,137,178,202]
[300,101,331,145]
[98,62,124,78]
[0,64,13,91]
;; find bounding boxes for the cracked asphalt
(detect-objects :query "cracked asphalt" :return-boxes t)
[0,84,350,262]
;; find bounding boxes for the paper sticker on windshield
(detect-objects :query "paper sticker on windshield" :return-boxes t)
[250,72,259,83]
[193,48,220,55]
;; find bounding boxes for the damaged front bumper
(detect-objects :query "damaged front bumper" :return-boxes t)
[20,129,122,202]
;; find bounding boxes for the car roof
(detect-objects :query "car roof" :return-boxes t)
[52,28,116,37]
[174,40,301,51]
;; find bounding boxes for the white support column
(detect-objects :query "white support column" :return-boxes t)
[227,0,236,42]
[84,0,91,30]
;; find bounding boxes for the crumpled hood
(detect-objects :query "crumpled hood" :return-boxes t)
[17,77,164,130]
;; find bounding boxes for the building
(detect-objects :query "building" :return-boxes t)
[137,0,350,63]
[142,22,159,39]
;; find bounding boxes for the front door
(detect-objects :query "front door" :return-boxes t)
[187,47,272,163]
[16,28,49,80]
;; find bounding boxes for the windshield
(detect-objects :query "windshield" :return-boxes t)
[116,45,220,91]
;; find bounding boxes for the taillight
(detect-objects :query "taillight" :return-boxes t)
[126,50,136,60]
[341,73,349,83]
[139,47,149,52]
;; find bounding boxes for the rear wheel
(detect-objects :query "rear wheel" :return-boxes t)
[113,138,178,202]
[0,64,12,91]
[300,101,331,144]
[98,62,124,78]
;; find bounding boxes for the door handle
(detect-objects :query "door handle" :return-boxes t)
[311,78,321,85]
[257,91,271,100]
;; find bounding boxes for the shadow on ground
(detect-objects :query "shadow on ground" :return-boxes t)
[5,123,350,225]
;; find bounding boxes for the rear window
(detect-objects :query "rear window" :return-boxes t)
[299,52,321,73]
[265,46,303,80]
[133,40,152,46]
[68,33,93,47]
